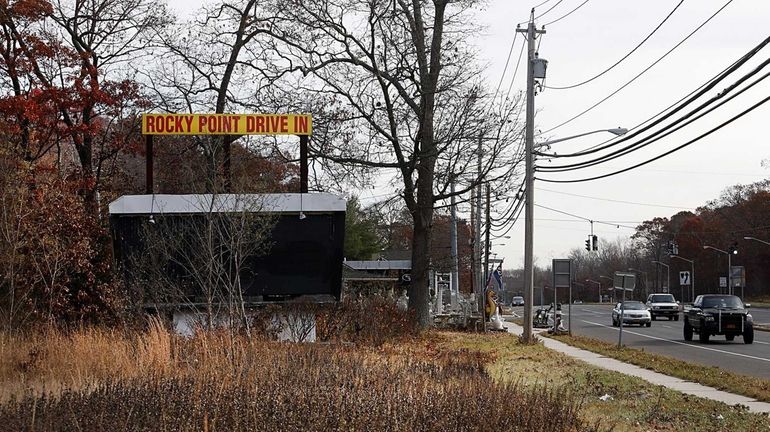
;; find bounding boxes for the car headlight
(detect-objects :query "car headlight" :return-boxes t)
[704,315,715,321]
[746,314,753,323]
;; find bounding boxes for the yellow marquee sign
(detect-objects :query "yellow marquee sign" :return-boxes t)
[141,114,312,136]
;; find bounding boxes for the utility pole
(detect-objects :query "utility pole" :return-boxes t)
[484,184,491,286]
[475,133,483,318]
[517,13,545,342]
[450,179,460,309]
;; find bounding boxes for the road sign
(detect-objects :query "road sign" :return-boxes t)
[613,271,636,348]
[730,266,745,287]
[679,271,691,286]
[552,259,574,335]
[552,259,573,288]
[719,277,727,288]
[613,272,636,291]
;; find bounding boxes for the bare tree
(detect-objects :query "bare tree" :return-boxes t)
[257,0,525,326]
[144,0,288,192]
[124,194,276,332]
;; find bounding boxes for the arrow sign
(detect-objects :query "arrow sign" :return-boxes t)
[679,271,691,286]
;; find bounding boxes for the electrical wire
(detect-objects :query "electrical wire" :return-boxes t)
[545,0,683,89]
[540,0,734,135]
[535,36,770,162]
[536,187,697,209]
[519,0,565,25]
[490,189,526,227]
[536,94,770,183]
[535,0,565,20]
[493,33,519,105]
[490,190,524,225]
[537,58,770,171]
[535,204,639,230]
[503,37,528,103]
[546,47,759,155]
[543,0,590,27]
[491,198,526,237]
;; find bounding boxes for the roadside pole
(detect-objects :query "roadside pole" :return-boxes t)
[516,15,546,343]
[615,272,636,348]
[617,287,625,348]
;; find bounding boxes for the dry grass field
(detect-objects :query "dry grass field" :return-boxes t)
[0,322,586,431]
[3,319,770,431]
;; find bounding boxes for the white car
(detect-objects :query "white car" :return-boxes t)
[612,301,652,327]
[645,293,680,321]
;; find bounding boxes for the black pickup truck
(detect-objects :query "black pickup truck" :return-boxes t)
[683,294,753,344]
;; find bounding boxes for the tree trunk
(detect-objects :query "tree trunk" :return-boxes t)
[409,205,433,328]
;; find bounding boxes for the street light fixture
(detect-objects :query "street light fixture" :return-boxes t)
[703,245,735,295]
[670,255,695,302]
[585,279,602,303]
[535,128,628,151]
[744,236,770,246]
[599,275,613,302]
[651,261,670,294]
[521,127,628,342]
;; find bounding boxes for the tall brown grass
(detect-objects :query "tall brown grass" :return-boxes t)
[0,320,588,431]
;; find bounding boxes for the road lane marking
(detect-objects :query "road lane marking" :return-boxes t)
[582,320,770,363]
[661,325,672,329]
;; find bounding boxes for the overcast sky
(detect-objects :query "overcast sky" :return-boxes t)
[167,0,770,269]
[476,0,770,268]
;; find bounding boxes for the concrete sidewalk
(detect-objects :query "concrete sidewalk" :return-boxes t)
[503,322,770,414]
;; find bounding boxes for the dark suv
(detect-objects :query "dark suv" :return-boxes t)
[683,294,753,344]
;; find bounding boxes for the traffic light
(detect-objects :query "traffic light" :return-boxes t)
[729,243,738,255]
[592,235,598,251]
[585,237,591,251]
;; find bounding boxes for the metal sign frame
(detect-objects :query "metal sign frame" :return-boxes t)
[613,271,636,347]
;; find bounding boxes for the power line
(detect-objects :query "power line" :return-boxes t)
[537,218,645,223]
[519,0,566,25]
[537,57,770,170]
[545,0,683,89]
[543,0,590,27]
[536,187,697,209]
[503,37,527,103]
[540,0,734,135]
[493,32,519,104]
[491,199,526,237]
[534,203,639,229]
[538,35,770,157]
[536,94,770,183]
[535,0,565,20]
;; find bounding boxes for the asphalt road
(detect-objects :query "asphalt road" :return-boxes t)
[515,304,770,380]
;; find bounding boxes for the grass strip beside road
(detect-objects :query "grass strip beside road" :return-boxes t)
[446,332,770,431]
[548,333,770,403]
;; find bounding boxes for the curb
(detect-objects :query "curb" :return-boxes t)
[503,322,770,414]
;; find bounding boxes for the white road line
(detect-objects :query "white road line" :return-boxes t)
[661,325,672,329]
[755,341,770,345]
[582,320,770,363]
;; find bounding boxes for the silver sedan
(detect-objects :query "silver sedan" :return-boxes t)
[612,301,652,327]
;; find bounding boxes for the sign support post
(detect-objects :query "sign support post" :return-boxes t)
[145,135,153,194]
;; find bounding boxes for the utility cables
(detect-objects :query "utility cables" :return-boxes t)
[536,94,770,183]
[537,53,770,171]
[545,0,684,89]
[540,0,734,135]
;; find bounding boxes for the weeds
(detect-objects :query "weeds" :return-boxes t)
[0,326,588,431]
